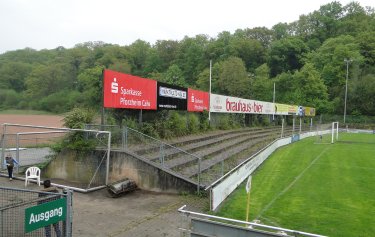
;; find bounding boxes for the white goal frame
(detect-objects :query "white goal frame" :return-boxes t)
[331,122,339,143]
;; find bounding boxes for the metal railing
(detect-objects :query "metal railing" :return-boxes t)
[178,205,327,237]
[0,186,73,237]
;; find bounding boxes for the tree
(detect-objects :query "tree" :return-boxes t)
[128,40,152,76]
[235,27,274,48]
[77,66,104,109]
[195,61,221,92]
[252,64,273,101]
[268,37,309,77]
[175,35,209,85]
[350,74,375,115]
[306,35,363,100]
[218,57,250,98]
[162,64,187,87]
[292,63,329,111]
[230,37,266,71]
[25,62,76,101]
[0,62,31,92]
[356,31,375,65]
[154,40,179,71]
[274,64,329,113]
[272,23,290,40]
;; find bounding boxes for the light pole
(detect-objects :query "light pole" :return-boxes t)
[344,59,352,124]
[272,82,275,121]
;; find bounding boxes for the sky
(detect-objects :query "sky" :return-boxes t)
[0,0,374,54]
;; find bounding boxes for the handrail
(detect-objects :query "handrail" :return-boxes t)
[127,127,202,161]
[178,205,327,237]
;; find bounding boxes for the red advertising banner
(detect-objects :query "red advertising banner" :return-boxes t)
[103,70,157,110]
[187,89,209,112]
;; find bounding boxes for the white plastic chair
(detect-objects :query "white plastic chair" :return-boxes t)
[25,167,41,187]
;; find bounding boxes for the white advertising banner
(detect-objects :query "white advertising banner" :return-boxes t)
[210,94,275,115]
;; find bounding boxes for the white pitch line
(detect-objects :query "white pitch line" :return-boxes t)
[256,147,330,219]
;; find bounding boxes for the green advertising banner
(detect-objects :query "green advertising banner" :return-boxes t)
[25,197,66,233]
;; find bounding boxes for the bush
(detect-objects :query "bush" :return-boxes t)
[187,113,200,134]
[140,122,159,138]
[0,89,21,109]
[217,115,231,130]
[38,90,83,113]
[167,111,188,137]
[199,111,210,131]
[63,108,95,129]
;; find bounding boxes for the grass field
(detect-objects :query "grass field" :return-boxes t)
[216,133,375,237]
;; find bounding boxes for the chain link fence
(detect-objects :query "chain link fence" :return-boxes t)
[1,124,111,192]
[0,186,73,237]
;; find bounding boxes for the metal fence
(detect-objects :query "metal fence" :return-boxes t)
[86,121,316,188]
[1,123,111,192]
[178,205,327,237]
[0,186,73,237]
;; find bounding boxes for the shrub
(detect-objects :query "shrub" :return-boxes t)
[187,113,200,134]
[167,111,188,137]
[63,108,95,129]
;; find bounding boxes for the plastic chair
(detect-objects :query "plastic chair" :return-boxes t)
[25,167,41,187]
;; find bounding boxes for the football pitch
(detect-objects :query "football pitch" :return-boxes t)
[216,132,375,237]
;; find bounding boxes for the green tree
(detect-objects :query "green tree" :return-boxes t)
[306,35,363,100]
[195,61,220,92]
[0,62,31,92]
[235,27,274,48]
[350,74,375,115]
[128,40,152,76]
[175,35,208,85]
[268,37,309,77]
[162,64,187,87]
[25,62,76,102]
[252,64,273,101]
[230,37,266,71]
[77,66,104,109]
[218,57,250,97]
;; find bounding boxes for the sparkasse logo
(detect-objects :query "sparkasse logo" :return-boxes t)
[111,78,118,93]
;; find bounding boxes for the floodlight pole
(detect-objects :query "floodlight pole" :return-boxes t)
[208,60,212,123]
[344,59,352,124]
[272,82,275,121]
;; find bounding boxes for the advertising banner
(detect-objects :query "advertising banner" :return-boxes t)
[210,94,275,115]
[274,103,289,115]
[288,105,298,115]
[304,107,316,116]
[187,89,209,112]
[103,70,157,110]
[157,82,187,110]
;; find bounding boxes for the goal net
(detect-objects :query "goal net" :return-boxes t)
[315,122,339,144]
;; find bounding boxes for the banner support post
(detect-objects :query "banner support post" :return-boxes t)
[101,69,105,127]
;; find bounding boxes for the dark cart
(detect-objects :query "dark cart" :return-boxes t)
[107,178,137,197]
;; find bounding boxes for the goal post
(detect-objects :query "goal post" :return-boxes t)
[332,122,339,143]
[315,122,339,144]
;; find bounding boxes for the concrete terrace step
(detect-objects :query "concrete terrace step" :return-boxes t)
[145,127,282,162]
[123,125,313,186]
[164,130,280,171]
[177,135,276,178]
[131,127,264,156]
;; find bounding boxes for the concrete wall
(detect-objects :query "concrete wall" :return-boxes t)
[109,150,199,194]
[44,149,199,194]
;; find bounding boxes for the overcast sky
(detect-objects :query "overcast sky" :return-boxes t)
[0,0,373,54]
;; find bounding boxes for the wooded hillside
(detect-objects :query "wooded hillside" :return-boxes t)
[1,1,374,117]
